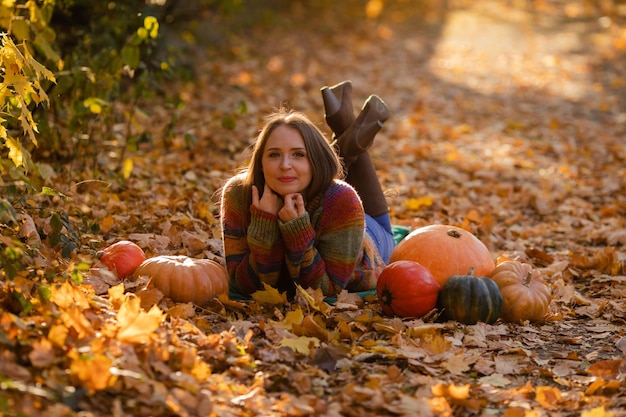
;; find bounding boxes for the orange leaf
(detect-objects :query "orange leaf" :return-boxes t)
[69,350,115,392]
[535,386,562,409]
[98,215,116,234]
[116,295,164,344]
[51,281,91,310]
[61,305,94,338]
[586,359,626,380]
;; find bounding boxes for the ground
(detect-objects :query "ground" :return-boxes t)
[2,1,626,416]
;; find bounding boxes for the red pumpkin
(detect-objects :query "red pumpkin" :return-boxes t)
[376,260,441,318]
[488,260,552,323]
[389,224,495,286]
[100,240,146,279]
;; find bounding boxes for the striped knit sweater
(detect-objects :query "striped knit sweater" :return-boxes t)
[220,175,385,297]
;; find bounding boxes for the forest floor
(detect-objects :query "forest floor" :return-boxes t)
[2,0,626,416]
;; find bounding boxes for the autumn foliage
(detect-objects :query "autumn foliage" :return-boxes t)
[2,1,626,416]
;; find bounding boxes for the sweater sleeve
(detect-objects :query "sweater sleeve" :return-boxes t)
[220,177,285,296]
[279,183,365,296]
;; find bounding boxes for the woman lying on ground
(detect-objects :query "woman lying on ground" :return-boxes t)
[220,81,394,298]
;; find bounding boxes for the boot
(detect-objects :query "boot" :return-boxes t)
[346,152,389,217]
[321,80,355,137]
[337,94,390,167]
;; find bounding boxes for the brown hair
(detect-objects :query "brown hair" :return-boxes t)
[232,108,342,220]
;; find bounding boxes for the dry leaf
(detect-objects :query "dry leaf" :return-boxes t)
[116,296,164,344]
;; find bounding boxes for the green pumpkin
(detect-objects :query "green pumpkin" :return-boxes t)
[437,268,503,325]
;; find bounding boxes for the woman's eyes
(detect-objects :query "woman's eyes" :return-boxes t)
[267,151,306,158]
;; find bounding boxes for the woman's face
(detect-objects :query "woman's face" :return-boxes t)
[261,124,312,197]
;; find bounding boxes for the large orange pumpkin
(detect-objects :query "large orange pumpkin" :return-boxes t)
[389,224,495,286]
[134,255,228,306]
[376,260,441,318]
[488,260,551,323]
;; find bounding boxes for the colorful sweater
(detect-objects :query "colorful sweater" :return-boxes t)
[220,175,386,297]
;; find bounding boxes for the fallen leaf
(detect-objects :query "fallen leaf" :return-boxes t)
[116,296,164,344]
[279,335,320,354]
[252,283,287,305]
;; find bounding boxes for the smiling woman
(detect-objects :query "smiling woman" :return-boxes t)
[259,124,312,222]
[219,81,394,299]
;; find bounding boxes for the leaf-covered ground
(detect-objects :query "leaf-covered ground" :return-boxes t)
[2,1,626,416]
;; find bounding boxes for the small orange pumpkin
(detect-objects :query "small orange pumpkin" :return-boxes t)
[488,260,551,323]
[389,224,495,286]
[100,240,146,279]
[134,255,228,306]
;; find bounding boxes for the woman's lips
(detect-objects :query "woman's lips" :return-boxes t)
[278,177,296,182]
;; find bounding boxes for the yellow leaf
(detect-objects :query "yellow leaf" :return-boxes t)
[4,136,24,167]
[122,157,133,179]
[292,313,329,341]
[144,16,159,38]
[47,324,68,348]
[21,34,56,82]
[83,97,107,114]
[404,196,434,211]
[251,283,287,305]
[51,281,92,310]
[295,285,331,316]
[191,359,211,380]
[116,295,164,344]
[61,305,94,338]
[69,350,115,392]
[108,283,126,309]
[136,27,148,40]
[284,307,304,329]
[278,335,319,354]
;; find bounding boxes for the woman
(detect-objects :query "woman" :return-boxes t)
[220,81,394,298]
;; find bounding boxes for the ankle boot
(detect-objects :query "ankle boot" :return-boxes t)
[321,80,355,137]
[337,94,390,167]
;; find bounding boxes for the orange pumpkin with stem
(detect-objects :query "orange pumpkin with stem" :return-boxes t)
[390,224,495,286]
[488,260,551,323]
[134,255,228,306]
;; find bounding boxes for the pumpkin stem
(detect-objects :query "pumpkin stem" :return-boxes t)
[447,229,462,238]
[524,271,533,286]
[468,266,475,276]
[381,289,393,305]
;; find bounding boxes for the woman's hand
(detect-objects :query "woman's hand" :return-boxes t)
[252,184,283,215]
[279,193,305,222]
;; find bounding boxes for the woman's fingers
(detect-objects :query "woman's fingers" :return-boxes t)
[294,194,305,216]
[279,193,305,222]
